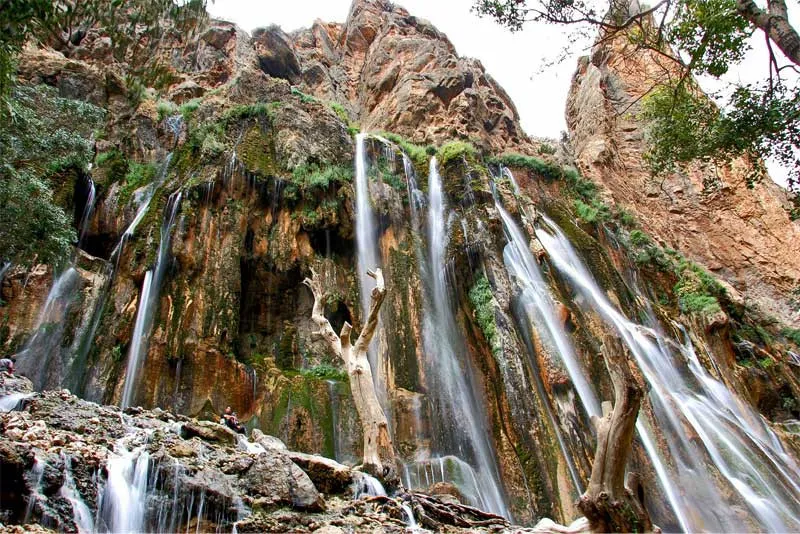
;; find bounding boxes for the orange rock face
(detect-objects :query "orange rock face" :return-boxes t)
[566,35,800,326]
[289,0,534,153]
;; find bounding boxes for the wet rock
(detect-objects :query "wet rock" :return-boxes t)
[242,452,325,512]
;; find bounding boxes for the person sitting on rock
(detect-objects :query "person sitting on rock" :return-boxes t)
[0,357,14,374]
[221,406,245,434]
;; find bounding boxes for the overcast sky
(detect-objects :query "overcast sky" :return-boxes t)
[208,0,794,187]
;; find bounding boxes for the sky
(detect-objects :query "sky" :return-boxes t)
[208,0,795,187]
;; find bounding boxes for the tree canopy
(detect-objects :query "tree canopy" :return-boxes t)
[474,0,800,192]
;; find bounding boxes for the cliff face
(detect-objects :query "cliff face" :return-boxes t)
[2,0,800,531]
[566,33,800,326]
[286,0,533,153]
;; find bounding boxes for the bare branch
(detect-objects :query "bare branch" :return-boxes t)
[354,268,386,353]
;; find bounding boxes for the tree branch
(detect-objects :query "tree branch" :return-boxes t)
[737,0,800,66]
[354,268,386,353]
[302,268,341,354]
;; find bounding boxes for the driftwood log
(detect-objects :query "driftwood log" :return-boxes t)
[303,267,400,487]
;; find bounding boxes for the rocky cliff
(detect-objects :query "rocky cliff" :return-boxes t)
[2,0,800,532]
[566,31,800,327]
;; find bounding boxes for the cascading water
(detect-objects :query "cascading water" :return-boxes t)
[99,443,151,533]
[492,189,592,494]
[15,175,100,391]
[412,157,509,518]
[60,452,95,533]
[536,214,800,532]
[353,133,388,408]
[121,190,182,408]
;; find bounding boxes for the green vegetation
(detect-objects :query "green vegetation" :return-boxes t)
[782,327,800,347]
[0,85,104,267]
[179,98,203,118]
[491,153,564,180]
[156,99,178,121]
[291,163,352,192]
[291,86,318,104]
[475,0,800,191]
[573,198,611,224]
[300,363,348,382]
[437,140,478,167]
[222,102,278,124]
[469,274,502,356]
[120,162,158,202]
[378,131,435,169]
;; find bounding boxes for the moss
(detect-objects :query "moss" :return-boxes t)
[437,140,478,167]
[291,163,351,191]
[277,323,297,370]
[300,364,348,381]
[239,125,277,176]
[469,275,501,356]
[782,327,800,346]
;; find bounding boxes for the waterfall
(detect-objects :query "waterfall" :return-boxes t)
[536,215,800,532]
[415,157,509,518]
[99,444,151,533]
[60,452,95,533]
[493,193,591,494]
[353,133,387,406]
[78,176,97,248]
[121,190,182,408]
[352,472,387,499]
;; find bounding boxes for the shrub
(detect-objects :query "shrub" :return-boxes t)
[574,198,611,224]
[378,131,432,169]
[156,99,178,121]
[292,163,352,191]
[493,153,563,180]
[291,86,318,104]
[437,140,478,167]
[301,363,348,381]
[222,102,277,124]
[120,161,158,202]
[179,98,202,118]
[538,143,556,155]
[782,327,800,346]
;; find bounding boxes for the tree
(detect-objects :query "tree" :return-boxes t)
[303,267,401,488]
[474,0,800,191]
[0,84,104,268]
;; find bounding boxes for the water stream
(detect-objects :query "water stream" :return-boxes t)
[121,190,183,408]
[353,133,387,409]
[416,157,509,518]
[536,214,800,532]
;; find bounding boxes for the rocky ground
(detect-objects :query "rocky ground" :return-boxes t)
[0,372,586,533]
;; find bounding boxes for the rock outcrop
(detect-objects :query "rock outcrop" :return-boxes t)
[566,32,800,326]
[289,0,534,153]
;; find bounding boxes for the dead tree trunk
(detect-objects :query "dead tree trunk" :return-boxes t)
[578,335,653,533]
[303,267,400,487]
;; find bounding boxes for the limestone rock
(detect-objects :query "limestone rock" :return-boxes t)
[286,450,353,494]
[566,31,800,326]
[180,420,238,446]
